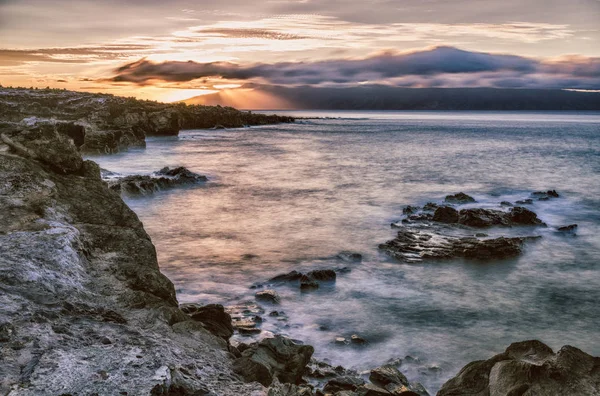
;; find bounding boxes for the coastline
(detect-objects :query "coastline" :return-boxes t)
[1,92,599,395]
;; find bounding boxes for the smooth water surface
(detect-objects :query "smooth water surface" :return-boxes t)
[89,111,600,393]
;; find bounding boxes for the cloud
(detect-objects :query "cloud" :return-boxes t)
[107,46,600,90]
[0,45,152,66]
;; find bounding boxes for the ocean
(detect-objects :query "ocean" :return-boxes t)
[89,111,600,393]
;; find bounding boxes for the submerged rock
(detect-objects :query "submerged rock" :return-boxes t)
[106,166,207,196]
[558,224,578,233]
[233,335,314,386]
[438,340,599,396]
[403,205,420,215]
[444,192,476,204]
[337,251,363,262]
[422,202,439,211]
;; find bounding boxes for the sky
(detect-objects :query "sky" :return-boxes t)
[1,0,599,102]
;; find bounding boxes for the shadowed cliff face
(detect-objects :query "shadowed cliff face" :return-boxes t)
[0,87,294,154]
[0,122,263,395]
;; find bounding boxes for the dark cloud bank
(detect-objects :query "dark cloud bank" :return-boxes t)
[111,46,600,90]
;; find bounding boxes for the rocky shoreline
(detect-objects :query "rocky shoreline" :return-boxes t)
[1,116,598,395]
[0,87,295,154]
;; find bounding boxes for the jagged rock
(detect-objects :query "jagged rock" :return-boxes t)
[380,229,540,262]
[358,383,392,395]
[106,166,207,196]
[444,192,476,204]
[323,376,366,393]
[370,365,409,387]
[457,207,545,228]
[256,290,281,304]
[180,303,234,340]
[1,121,84,174]
[233,335,314,386]
[432,206,459,223]
[438,340,599,396]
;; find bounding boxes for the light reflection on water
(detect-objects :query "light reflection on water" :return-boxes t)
[89,111,600,393]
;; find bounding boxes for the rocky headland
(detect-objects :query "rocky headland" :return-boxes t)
[0,113,597,395]
[0,87,294,154]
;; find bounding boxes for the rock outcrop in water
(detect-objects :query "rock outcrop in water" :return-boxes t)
[382,194,548,262]
[438,340,600,396]
[0,87,294,154]
[105,166,207,196]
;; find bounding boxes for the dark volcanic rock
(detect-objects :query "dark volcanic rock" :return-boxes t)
[457,207,545,228]
[233,335,314,386]
[458,208,508,227]
[438,340,600,396]
[507,206,545,226]
[306,269,337,282]
[379,229,539,262]
[106,166,207,196]
[181,303,234,341]
[444,192,476,204]
[432,206,459,223]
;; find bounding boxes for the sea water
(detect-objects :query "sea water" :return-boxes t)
[89,111,600,393]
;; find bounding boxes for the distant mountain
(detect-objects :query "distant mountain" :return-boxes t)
[184,86,600,111]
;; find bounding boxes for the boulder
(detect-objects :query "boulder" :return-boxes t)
[270,270,304,283]
[233,335,314,386]
[458,208,508,228]
[507,206,545,226]
[323,376,366,393]
[370,364,409,387]
[432,206,459,224]
[438,340,599,396]
[306,269,337,282]
[180,303,234,340]
[337,251,363,262]
[444,193,476,204]
[256,290,281,304]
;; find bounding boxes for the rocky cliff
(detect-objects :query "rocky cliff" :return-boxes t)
[0,121,265,395]
[0,87,294,154]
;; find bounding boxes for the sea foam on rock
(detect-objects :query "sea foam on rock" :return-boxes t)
[105,166,207,196]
